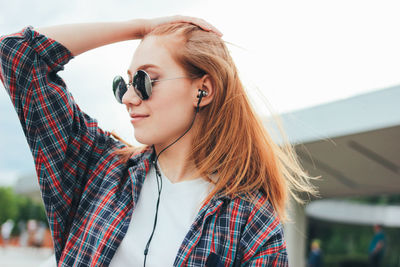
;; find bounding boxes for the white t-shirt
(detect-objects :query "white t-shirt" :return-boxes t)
[109,163,212,267]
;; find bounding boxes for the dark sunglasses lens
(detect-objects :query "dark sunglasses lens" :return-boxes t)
[133,70,152,100]
[112,76,127,103]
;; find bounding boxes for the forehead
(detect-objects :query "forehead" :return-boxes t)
[128,35,182,73]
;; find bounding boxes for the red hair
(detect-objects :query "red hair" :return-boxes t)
[111,23,316,221]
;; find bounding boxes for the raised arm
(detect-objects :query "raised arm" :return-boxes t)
[37,16,222,56]
[0,16,221,261]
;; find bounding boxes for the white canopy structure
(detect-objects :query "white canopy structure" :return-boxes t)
[270,85,400,198]
[266,85,400,266]
[306,200,400,227]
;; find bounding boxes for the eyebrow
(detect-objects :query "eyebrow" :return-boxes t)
[127,64,160,76]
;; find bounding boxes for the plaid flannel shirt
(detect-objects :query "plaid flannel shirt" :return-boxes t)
[0,27,288,267]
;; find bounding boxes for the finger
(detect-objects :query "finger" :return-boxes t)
[205,23,223,37]
[160,15,223,37]
[182,17,223,37]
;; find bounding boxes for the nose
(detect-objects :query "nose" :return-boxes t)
[122,85,142,106]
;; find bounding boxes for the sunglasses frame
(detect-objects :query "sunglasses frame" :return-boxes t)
[112,70,189,103]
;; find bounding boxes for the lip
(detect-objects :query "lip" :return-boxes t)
[129,113,149,123]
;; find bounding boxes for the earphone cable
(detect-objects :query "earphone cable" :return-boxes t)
[143,93,203,267]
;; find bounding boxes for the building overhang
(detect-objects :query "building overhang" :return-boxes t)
[264,85,400,198]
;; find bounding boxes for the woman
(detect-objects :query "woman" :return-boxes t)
[0,16,315,266]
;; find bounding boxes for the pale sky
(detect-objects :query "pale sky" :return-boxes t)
[1,0,399,181]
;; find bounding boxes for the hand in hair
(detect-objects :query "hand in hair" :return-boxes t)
[140,15,223,37]
[36,16,222,56]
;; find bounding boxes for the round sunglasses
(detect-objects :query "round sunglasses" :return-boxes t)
[112,70,188,103]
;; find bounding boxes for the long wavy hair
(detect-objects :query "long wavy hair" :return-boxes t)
[111,23,316,221]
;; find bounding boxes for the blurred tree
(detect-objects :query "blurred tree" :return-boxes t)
[350,194,400,205]
[0,187,18,224]
[0,186,48,234]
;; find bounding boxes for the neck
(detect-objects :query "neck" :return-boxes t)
[153,127,198,183]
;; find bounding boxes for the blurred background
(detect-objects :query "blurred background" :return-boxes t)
[0,0,399,266]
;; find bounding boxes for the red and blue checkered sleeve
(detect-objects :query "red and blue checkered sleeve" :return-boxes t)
[241,234,288,267]
[239,195,288,267]
[0,27,114,250]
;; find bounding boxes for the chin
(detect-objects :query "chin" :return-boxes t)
[134,132,153,146]
[133,128,162,146]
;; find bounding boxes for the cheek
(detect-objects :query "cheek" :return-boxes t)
[154,94,194,134]
[151,81,195,122]
[133,90,195,145]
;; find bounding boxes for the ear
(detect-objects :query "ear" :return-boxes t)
[192,74,214,108]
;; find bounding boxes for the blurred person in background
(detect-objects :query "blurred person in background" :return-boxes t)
[0,14,315,266]
[307,239,323,267]
[1,219,14,247]
[368,224,385,267]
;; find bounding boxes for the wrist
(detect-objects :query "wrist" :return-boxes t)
[125,19,149,39]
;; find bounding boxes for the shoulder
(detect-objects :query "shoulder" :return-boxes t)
[377,232,386,240]
[238,191,283,239]
[221,190,279,225]
[226,191,286,262]
[216,190,284,243]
